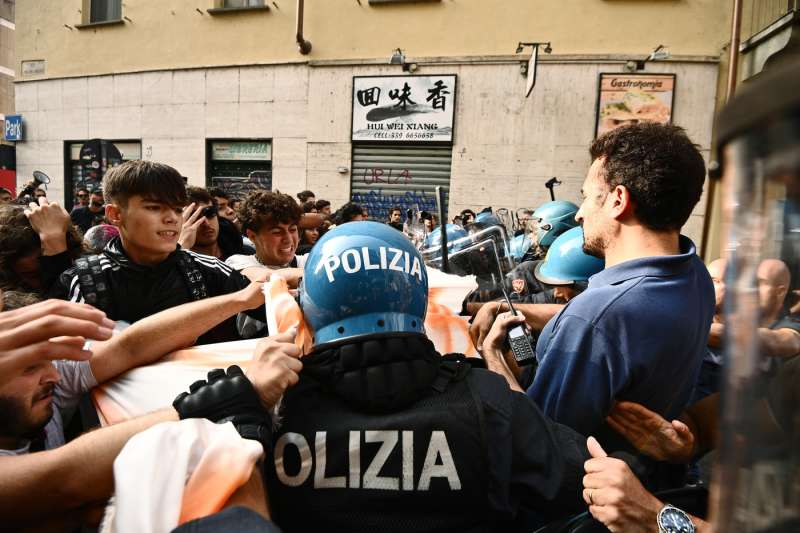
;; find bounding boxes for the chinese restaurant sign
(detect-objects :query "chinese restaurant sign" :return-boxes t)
[352,75,457,142]
[595,73,675,138]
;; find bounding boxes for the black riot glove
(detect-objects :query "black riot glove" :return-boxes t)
[172,365,273,453]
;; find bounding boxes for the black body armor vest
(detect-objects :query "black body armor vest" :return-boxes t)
[265,335,492,533]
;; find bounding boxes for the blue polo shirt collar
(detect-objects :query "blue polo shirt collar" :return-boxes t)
[588,235,697,288]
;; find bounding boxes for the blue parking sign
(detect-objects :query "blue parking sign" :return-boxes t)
[4,115,22,141]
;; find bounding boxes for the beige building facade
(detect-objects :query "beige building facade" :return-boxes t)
[15,0,734,248]
[0,0,14,140]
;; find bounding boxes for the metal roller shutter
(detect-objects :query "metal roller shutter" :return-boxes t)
[351,143,453,222]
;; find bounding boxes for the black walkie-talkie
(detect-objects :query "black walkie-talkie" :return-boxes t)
[500,287,538,366]
[489,242,538,366]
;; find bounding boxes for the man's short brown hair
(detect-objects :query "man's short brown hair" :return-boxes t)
[186,186,216,207]
[589,122,706,232]
[103,160,187,208]
[238,191,302,233]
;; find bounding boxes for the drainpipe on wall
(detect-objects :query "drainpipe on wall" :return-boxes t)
[726,0,743,101]
[702,0,743,260]
[296,0,312,55]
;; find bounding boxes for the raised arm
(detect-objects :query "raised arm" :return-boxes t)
[89,281,266,384]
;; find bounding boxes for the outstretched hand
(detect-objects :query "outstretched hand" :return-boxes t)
[0,299,115,385]
[606,401,695,463]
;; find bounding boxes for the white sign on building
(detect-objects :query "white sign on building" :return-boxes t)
[352,75,456,143]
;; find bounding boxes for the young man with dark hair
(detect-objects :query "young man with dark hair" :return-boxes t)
[227,190,306,274]
[69,190,105,234]
[179,186,251,261]
[314,199,331,216]
[301,200,317,214]
[73,188,90,208]
[296,189,315,205]
[226,190,306,337]
[53,161,259,344]
[484,123,715,483]
[0,188,13,204]
[387,205,403,231]
[207,186,236,222]
[332,201,365,225]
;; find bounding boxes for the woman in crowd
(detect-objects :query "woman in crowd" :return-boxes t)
[296,225,320,255]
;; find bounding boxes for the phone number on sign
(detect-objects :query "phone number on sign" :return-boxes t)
[372,132,436,140]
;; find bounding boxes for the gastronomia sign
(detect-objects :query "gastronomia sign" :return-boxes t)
[595,73,675,137]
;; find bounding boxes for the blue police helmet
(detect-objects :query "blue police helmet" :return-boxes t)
[509,233,532,261]
[300,221,428,346]
[532,200,579,248]
[534,227,604,285]
[423,223,469,251]
[470,211,503,231]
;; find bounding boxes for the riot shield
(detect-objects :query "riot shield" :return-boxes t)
[710,61,800,532]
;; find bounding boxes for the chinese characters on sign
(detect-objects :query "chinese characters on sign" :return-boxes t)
[595,74,675,137]
[352,75,457,142]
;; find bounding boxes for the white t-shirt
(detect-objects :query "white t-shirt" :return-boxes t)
[0,360,97,456]
[225,253,307,271]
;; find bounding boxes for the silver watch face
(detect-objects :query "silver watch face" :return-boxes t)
[658,506,694,533]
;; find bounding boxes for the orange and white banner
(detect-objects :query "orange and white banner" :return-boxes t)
[91,268,477,526]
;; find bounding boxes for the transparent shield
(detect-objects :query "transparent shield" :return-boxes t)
[711,129,800,531]
[404,205,426,249]
[495,208,515,234]
[422,225,515,285]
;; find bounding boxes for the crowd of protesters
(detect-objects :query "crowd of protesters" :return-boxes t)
[0,62,798,533]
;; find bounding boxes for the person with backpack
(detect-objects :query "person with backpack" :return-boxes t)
[53,160,262,344]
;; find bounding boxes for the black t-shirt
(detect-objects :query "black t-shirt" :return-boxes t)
[53,238,257,343]
[70,206,105,234]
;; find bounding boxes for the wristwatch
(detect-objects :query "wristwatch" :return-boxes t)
[657,504,695,533]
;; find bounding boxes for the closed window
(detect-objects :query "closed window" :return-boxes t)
[223,0,265,7]
[90,0,121,23]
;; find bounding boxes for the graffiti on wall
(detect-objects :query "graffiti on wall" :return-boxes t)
[351,188,445,222]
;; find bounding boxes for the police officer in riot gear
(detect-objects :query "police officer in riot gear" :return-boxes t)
[264,221,591,533]
[462,201,580,305]
[503,200,581,300]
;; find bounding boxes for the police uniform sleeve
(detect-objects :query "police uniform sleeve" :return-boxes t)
[507,391,589,519]
[474,370,587,522]
[527,314,630,437]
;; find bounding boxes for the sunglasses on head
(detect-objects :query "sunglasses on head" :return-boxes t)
[201,205,218,219]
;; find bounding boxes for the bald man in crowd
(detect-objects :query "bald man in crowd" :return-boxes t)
[693,258,728,400]
[708,258,800,360]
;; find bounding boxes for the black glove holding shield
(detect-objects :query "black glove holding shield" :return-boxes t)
[173,365,273,453]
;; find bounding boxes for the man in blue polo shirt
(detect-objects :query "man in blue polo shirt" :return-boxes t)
[526,122,715,459]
